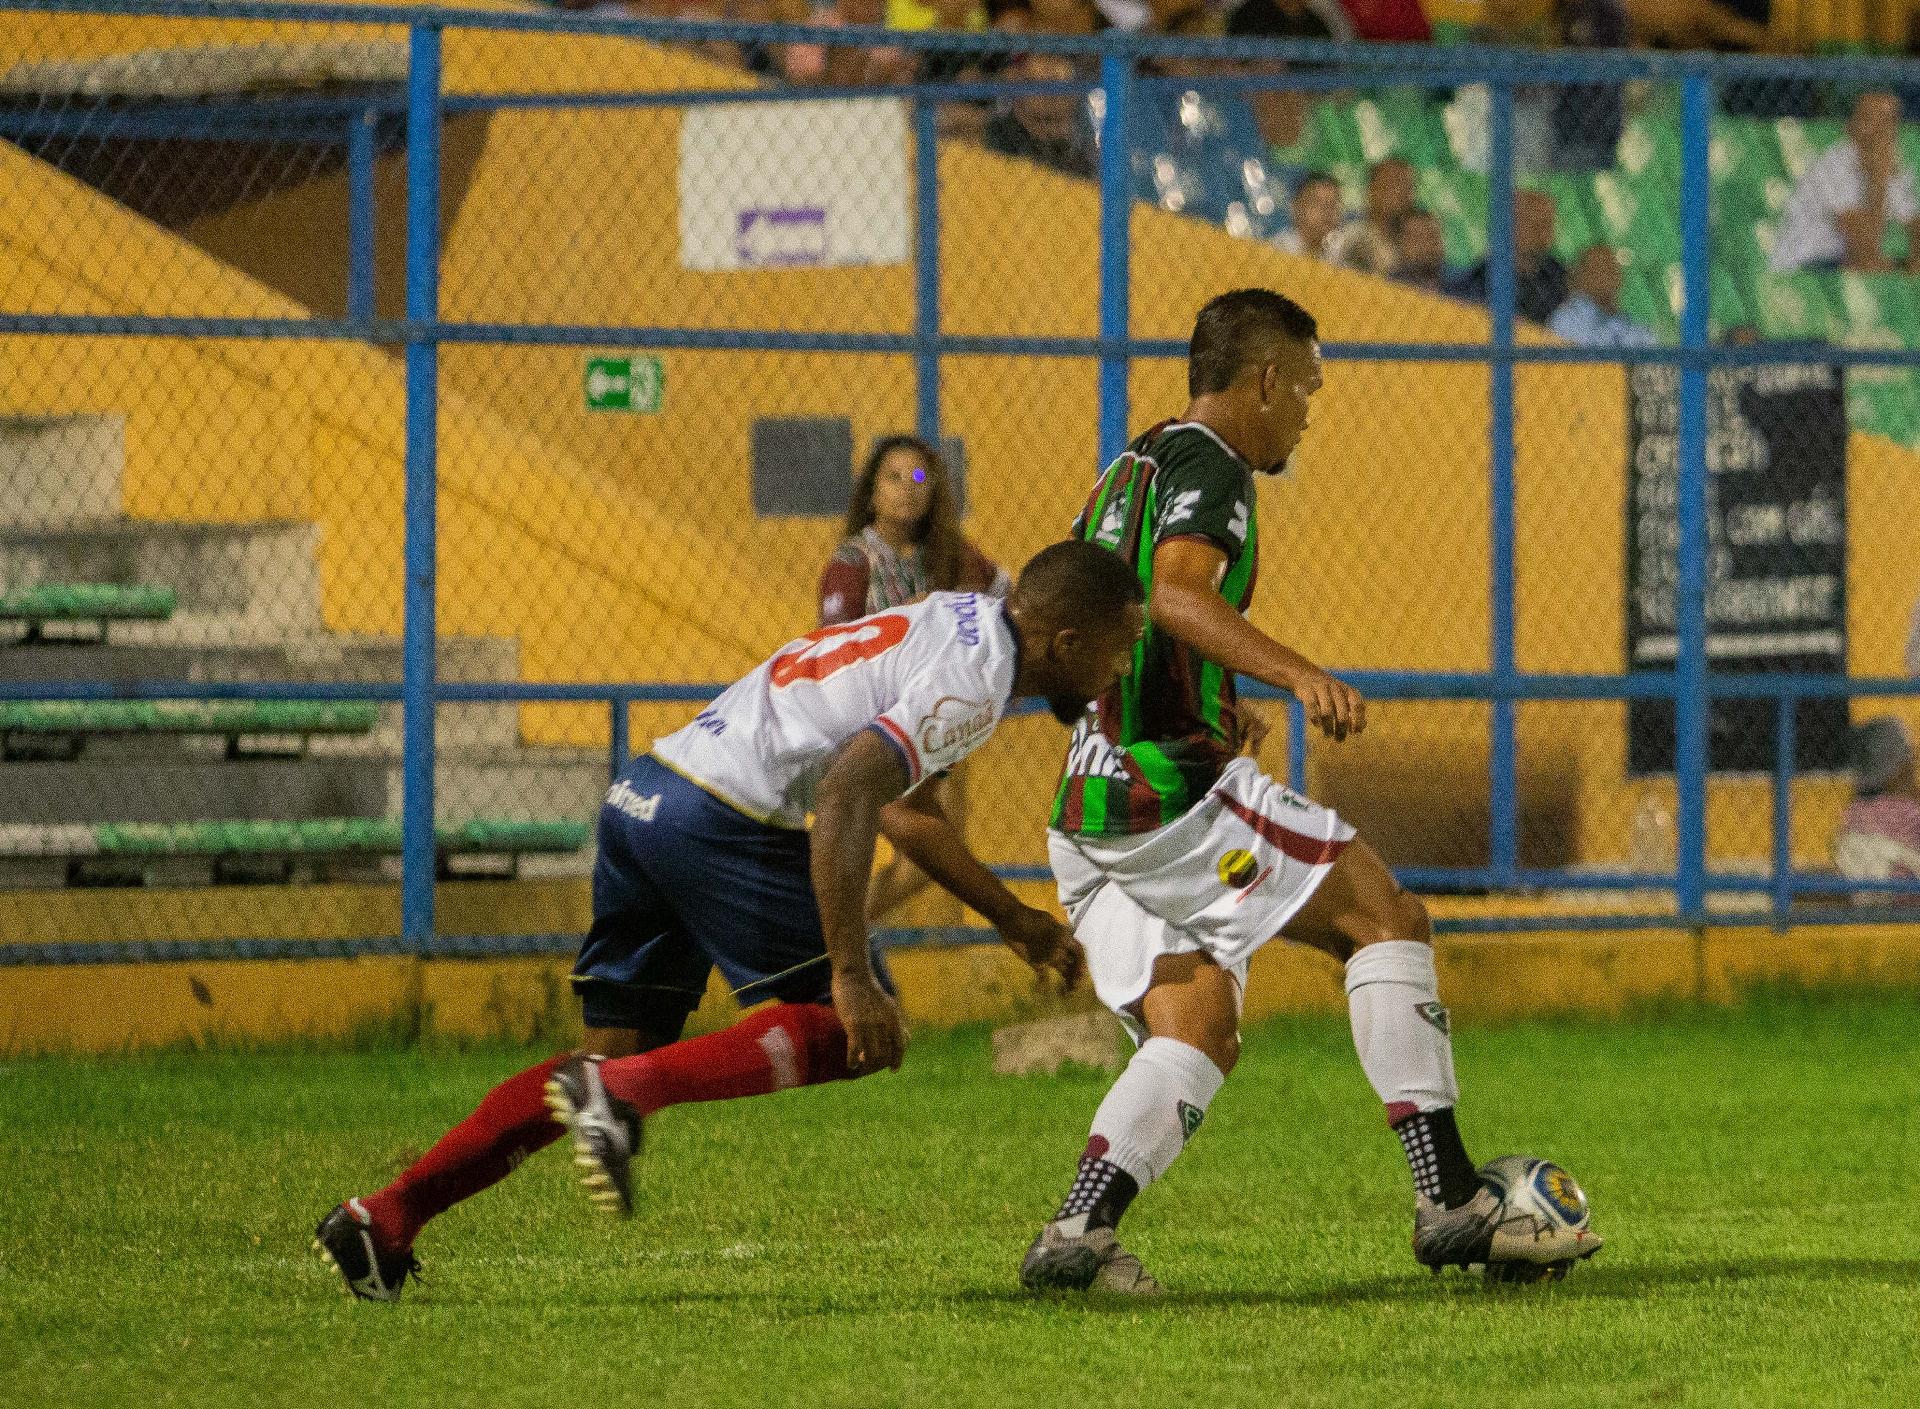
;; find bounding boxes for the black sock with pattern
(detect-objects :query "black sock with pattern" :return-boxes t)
[1392,1107,1479,1208]
[1054,1148,1140,1231]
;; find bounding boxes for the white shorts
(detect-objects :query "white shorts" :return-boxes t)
[1048,757,1355,1043]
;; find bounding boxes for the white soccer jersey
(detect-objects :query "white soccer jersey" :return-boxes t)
[652,591,1018,829]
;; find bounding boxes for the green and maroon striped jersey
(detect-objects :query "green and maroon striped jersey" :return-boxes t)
[1050,421,1259,836]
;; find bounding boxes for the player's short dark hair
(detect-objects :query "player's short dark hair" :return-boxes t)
[1012,540,1144,627]
[1293,169,1339,199]
[1188,288,1318,397]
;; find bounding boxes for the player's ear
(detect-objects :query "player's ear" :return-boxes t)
[1049,626,1081,664]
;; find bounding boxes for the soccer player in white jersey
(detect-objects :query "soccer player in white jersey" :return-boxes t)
[314,541,1145,1300]
[1019,290,1602,1294]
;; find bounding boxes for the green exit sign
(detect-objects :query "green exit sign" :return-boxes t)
[585,355,664,413]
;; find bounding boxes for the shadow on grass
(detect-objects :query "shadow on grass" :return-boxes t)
[425,1254,1917,1316]
[957,1254,1920,1312]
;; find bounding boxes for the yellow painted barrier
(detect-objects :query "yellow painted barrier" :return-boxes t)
[7,925,1918,1056]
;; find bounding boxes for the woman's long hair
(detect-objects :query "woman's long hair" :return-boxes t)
[843,433,965,590]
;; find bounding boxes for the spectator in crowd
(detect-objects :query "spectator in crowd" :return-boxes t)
[1390,207,1456,294]
[1832,717,1920,903]
[1451,187,1569,323]
[818,435,1010,921]
[1625,0,1772,50]
[1907,591,1920,676]
[1222,0,1353,169]
[1030,0,1100,31]
[1770,90,1920,274]
[1332,0,1430,42]
[1276,170,1346,258]
[1226,0,1353,41]
[1549,244,1656,346]
[1470,0,1627,172]
[984,51,1099,177]
[1328,156,1416,276]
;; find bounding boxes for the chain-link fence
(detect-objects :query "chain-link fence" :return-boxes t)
[3,2,1918,978]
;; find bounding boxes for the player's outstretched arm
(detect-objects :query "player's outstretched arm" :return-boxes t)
[880,789,1085,991]
[1149,538,1366,741]
[812,730,913,1073]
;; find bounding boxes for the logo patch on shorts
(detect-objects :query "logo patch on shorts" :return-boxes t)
[1415,1000,1450,1036]
[1216,848,1259,888]
[1177,1100,1205,1143]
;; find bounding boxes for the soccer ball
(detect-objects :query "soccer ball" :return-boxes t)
[1477,1154,1595,1284]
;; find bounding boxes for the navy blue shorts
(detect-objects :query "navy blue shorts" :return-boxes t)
[570,754,890,1035]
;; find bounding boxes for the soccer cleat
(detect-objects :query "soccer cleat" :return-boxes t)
[1412,1187,1604,1274]
[312,1199,421,1302]
[543,1053,642,1218]
[1020,1219,1163,1296]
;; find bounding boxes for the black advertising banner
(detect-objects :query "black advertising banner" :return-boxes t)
[1625,363,1849,775]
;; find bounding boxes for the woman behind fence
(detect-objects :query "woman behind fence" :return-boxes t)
[819,434,1011,922]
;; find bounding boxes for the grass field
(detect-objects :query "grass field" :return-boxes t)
[5,991,1918,1408]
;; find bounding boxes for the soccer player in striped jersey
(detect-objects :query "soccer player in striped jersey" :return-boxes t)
[1019,289,1600,1294]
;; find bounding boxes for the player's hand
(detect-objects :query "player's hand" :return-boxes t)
[1236,703,1271,757]
[831,968,907,1075]
[1282,663,1366,742]
[995,905,1086,992]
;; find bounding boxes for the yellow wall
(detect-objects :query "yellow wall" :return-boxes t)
[6,7,1919,889]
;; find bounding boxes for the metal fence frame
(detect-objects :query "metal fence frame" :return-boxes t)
[4,0,1919,964]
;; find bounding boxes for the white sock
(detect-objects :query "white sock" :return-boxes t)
[1344,940,1459,1120]
[1054,1037,1225,1230]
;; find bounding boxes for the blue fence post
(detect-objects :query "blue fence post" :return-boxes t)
[1096,47,1132,468]
[1286,696,1307,794]
[1487,79,1518,884]
[609,691,631,784]
[347,107,377,325]
[1675,70,1713,923]
[1771,690,1796,924]
[401,23,443,950]
[914,99,941,449]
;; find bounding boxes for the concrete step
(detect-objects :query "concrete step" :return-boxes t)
[0,518,323,629]
[0,754,391,824]
[0,415,125,530]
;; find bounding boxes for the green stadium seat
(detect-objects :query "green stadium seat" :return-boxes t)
[1616,111,1680,186]
[1354,88,1453,170]
[1773,118,1843,182]
[1590,171,1682,269]
[1530,174,1602,261]
[1711,118,1787,200]
[1618,263,1680,343]
[0,700,381,761]
[1755,272,1840,341]
[1418,166,1488,268]
[0,816,590,884]
[0,583,176,630]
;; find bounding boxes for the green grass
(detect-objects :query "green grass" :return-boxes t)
[5,994,1919,1408]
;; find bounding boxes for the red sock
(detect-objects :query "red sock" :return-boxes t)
[359,1052,568,1253]
[597,1003,854,1115]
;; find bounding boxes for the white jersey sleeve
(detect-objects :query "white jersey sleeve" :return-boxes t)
[651,592,1017,828]
[870,595,1010,787]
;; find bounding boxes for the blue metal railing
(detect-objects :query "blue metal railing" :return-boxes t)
[4,0,1918,961]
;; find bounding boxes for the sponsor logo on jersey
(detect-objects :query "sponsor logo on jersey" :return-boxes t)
[1160,488,1204,531]
[1216,848,1259,888]
[917,695,994,759]
[1060,716,1133,781]
[948,592,982,647]
[607,779,660,822]
[1227,498,1249,546]
[1414,1000,1450,1036]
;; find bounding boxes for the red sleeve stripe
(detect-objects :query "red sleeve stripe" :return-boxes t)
[871,716,923,783]
[1221,794,1348,868]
